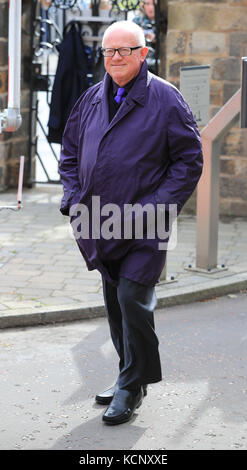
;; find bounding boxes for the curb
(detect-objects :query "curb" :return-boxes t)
[1,272,247,329]
[156,273,247,308]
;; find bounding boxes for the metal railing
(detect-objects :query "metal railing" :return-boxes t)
[194,89,241,272]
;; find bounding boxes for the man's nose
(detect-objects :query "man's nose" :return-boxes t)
[112,50,123,59]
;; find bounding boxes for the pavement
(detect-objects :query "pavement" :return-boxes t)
[0,184,247,329]
[1,292,247,450]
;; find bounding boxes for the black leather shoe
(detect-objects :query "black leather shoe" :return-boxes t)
[95,385,116,405]
[95,383,147,405]
[102,388,144,425]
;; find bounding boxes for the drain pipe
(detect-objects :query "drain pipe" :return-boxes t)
[0,0,22,133]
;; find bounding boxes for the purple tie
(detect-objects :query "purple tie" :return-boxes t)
[114,87,126,104]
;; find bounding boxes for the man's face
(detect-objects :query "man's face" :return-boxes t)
[103,29,148,87]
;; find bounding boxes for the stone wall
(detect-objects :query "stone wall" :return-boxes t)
[0,0,32,192]
[166,0,247,216]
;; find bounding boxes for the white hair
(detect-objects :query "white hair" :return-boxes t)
[102,20,146,48]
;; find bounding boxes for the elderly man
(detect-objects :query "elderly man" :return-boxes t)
[59,21,203,425]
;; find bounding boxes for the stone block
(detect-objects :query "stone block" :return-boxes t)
[0,3,8,38]
[0,92,7,111]
[234,157,247,176]
[173,0,226,3]
[169,3,247,32]
[168,4,219,32]
[229,32,247,57]
[168,58,200,78]
[10,139,29,162]
[220,175,247,199]
[212,57,241,81]
[190,32,227,55]
[217,5,247,31]
[0,69,7,93]
[219,198,232,217]
[223,81,240,104]
[5,159,21,188]
[0,141,10,163]
[210,81,223,106]
[220,157,235,175]
[230,200,247,217]
[228,1,247,6]
[0,39,7,67]
[166,31,187,55]
[221,127,247,156]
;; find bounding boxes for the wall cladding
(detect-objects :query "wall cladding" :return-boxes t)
[167,0,247,216]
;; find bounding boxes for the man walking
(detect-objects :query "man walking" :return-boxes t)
[59,21,203,425]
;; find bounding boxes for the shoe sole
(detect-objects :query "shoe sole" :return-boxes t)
[95,396,113,405]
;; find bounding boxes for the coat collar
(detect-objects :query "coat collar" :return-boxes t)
[92,60,150,107]
[91,60,152,134]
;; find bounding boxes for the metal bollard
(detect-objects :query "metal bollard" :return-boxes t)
[241,57,247,128]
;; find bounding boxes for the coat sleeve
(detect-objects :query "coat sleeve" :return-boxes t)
[58,96,83,216]
[154,87,203,215]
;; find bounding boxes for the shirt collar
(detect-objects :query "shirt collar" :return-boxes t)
[112,73,139,96]
[92,60,149,107]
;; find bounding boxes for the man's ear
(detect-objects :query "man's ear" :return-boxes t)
[140,46,149,62]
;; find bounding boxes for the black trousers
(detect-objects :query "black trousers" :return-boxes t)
[102,274,162,390]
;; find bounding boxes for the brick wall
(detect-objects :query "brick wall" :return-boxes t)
[0,0,32,192]
[166,0,247,216]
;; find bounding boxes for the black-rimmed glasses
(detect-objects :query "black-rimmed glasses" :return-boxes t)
[101,46,142,57]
